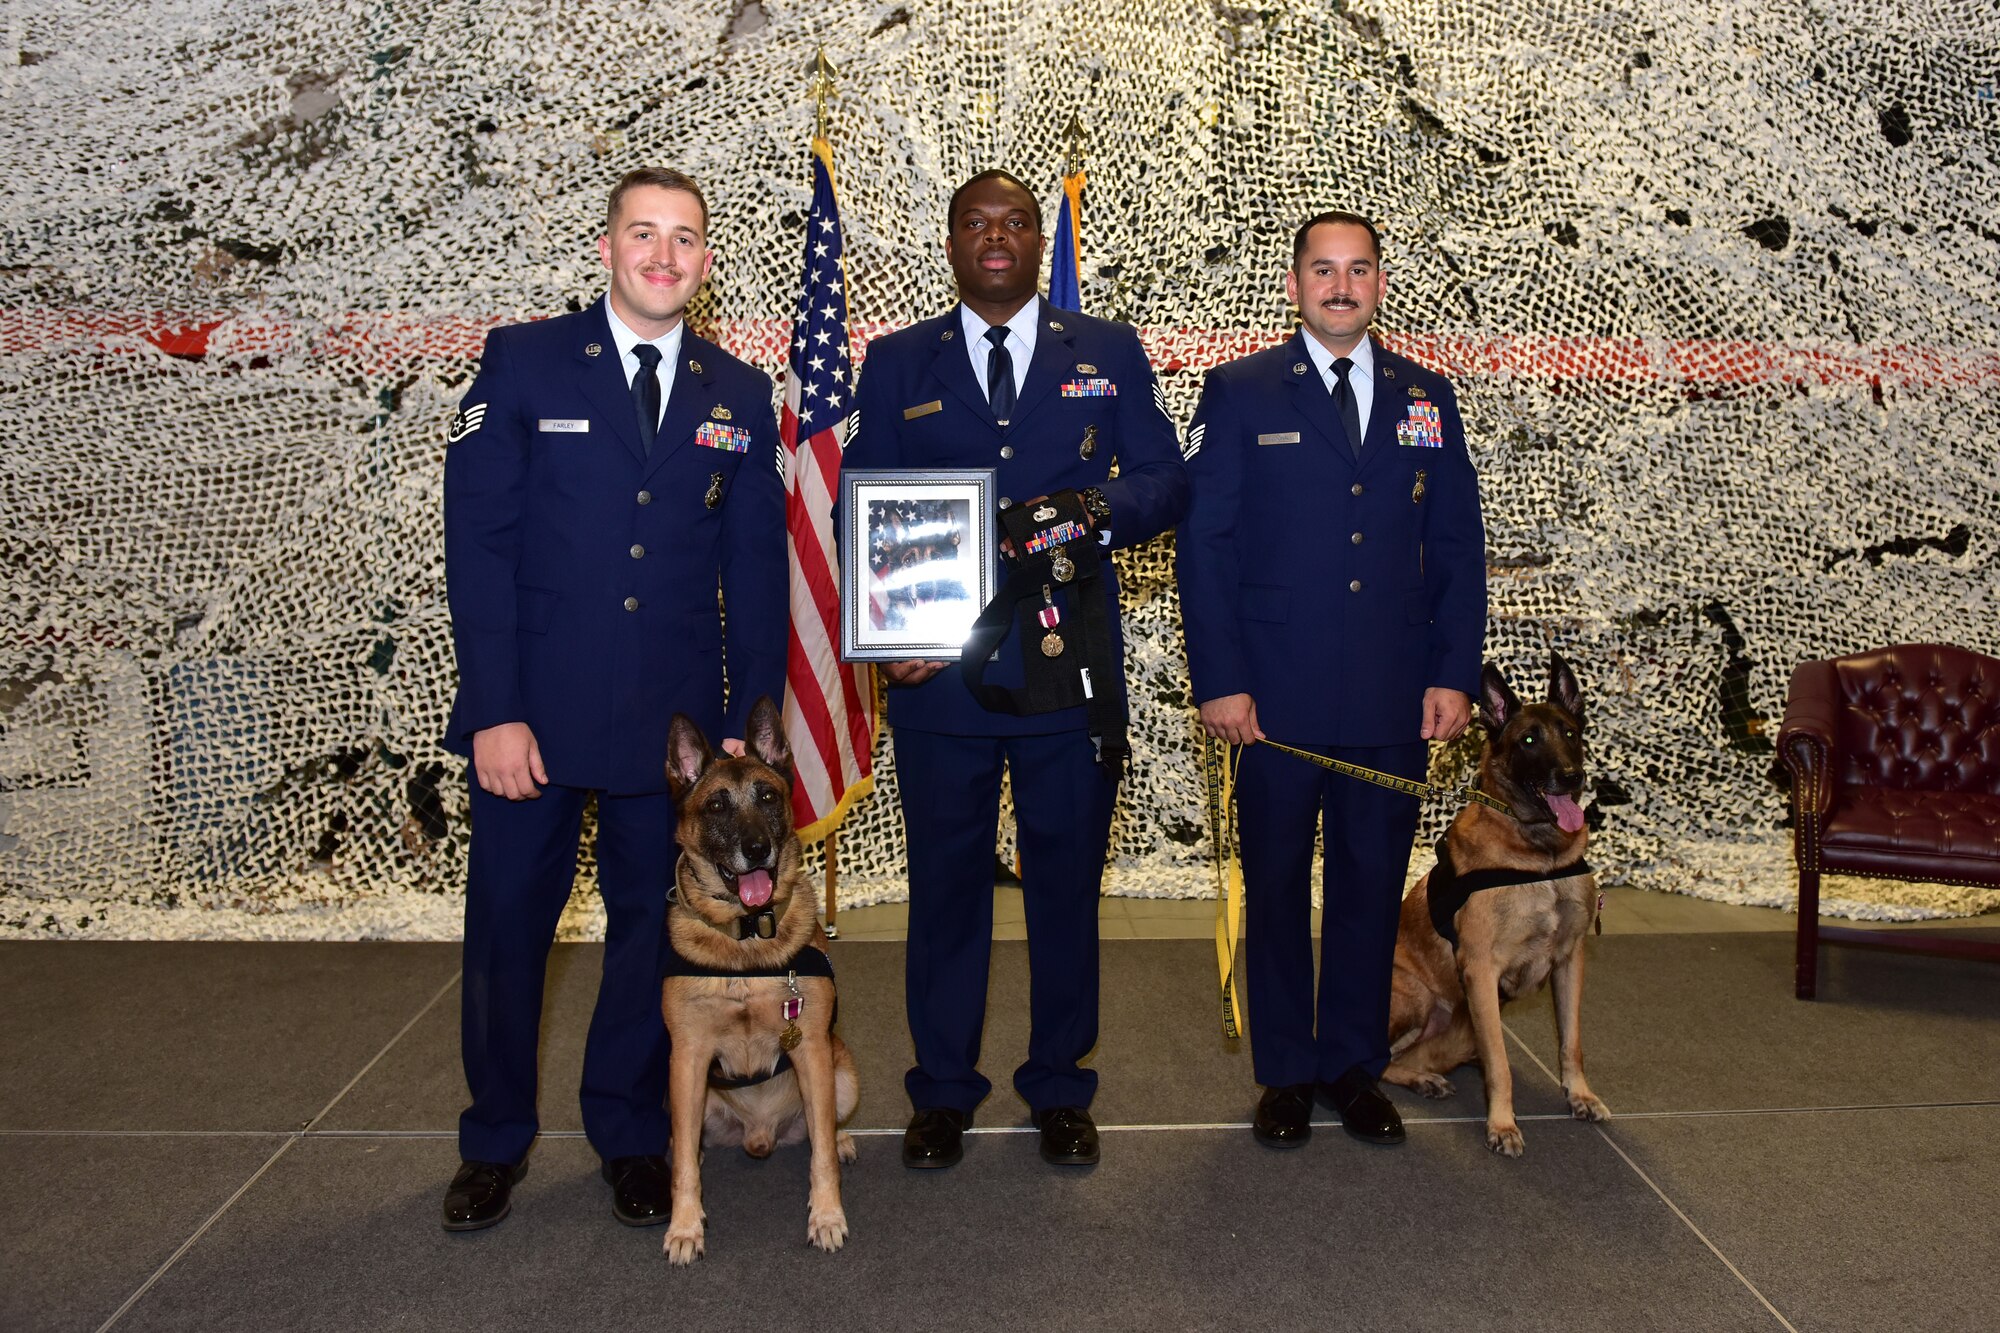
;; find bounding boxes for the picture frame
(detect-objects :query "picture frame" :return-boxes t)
[839,468,998,662]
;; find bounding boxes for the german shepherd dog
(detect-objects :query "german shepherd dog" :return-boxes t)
[659,696,858,1264]
[1382,653,1609,1156]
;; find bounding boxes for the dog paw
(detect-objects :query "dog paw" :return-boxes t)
[836,1131,857,1163]
[1485,1123,1525,1158]
[1411,1073,1456,1100]
[1568,1091,1610,1122]
[807,1206,849,1253]
[662,1225,706,1266]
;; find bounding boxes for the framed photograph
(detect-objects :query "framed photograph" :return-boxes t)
[840,468,997,662]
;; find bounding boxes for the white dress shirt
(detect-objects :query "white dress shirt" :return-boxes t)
[1301,330,1376,443]
[958,300,1040,410]
[604,297,682,426]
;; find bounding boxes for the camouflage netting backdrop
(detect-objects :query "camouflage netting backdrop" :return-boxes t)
[3,0,1996,938]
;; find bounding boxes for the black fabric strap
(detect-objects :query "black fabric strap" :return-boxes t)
[661,938,836,981]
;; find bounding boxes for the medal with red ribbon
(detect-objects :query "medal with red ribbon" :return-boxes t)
[1038,583,1065,657]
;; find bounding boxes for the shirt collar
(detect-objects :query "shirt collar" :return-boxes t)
[958,298,1042,352]
[603,295,685,369]
[1301,329,1375,383]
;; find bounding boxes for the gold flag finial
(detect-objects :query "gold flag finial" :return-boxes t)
[1063,113,1087,176]
[808,48,839,142]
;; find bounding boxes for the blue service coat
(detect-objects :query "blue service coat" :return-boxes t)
[443,300,788,792]
[843,298,1189,735]
[1176,332,1486,744]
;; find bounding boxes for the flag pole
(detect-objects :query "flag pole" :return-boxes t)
[809,46,842,939]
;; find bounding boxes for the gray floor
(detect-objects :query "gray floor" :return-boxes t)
[4,890,1997,1332]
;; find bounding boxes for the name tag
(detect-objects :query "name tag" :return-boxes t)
[538,419,588,433]
[1257,432,1301,446]
[903,400,943,420]
[696,421,752,453]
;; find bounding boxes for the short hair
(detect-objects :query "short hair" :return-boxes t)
[1291,210,1382,266]
[606,167,709,235]
[947,169,1042,232]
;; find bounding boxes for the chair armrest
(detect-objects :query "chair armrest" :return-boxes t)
[1778,659,1839,817]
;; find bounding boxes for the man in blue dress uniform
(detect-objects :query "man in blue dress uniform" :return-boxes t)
[1176,212,1486,1149]
[843,170,1188,1169]
[440,168,788,1228]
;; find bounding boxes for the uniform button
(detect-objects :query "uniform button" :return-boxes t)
[637,490,652,505]
[1351,483,1364,496]
[1349,580,1362,593]
[1350,532,1363,545]
[623,596,639,611]
[630,544,645,559]
[998,497,1013,509]
[1000,445,1015,459]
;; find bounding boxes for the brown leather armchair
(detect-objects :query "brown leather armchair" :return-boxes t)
[1779,644,2000,998]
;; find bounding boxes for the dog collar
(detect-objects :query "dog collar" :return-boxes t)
[735,909,778,941]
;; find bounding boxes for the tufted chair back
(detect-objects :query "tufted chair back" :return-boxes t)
[1828,645,2000,795]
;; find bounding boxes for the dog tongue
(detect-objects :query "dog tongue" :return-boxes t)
[1545,792,1586,833]
[736,868,774,908]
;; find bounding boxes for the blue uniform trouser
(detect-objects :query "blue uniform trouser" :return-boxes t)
[894,727,1118,1115]
[1236,740,1426,1089]
[458,777,675,1165]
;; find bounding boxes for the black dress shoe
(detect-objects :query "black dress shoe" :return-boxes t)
[1033,1106,1100,1166]
[441,1159,525,1232]
[1319,1067,1406,1146]
[1252,1084,1315,1148]
[902,1107,967,1169]
[601,1155,672,1226]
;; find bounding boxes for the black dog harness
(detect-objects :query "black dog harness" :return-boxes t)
[960,489,1129,775]
[1427,835,1593,950]
[661,930,837,1091]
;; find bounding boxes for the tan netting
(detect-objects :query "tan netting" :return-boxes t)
[3,1,1996,937]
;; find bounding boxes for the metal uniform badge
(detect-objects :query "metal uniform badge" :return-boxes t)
[585,343,602,357]
[710,404,732,421]
[688,359,703,375]
[1051,550,1076,583]
[1412,468,1427,503]
[1076,362,1097,375]
[1408,386,1428,398]
[1080,424,1098,459]
[705,472,724,509]
[1292,362,1307,376]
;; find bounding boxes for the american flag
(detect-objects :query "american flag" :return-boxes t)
[780,137,875,840]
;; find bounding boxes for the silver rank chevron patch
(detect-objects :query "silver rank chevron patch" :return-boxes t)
[1154,381,1171,422]
[1182,421,1206,461]
[446,403,488,444]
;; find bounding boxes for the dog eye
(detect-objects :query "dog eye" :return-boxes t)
[757,787,777,804]
[1523,734,1536,745]
[705,794,727,813]
[1565,728,1577,739]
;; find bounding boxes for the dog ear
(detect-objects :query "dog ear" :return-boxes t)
[665,714,714,798]
[1478,662,1519,732]
[744,695,793,776]
[1547,651,1584,726]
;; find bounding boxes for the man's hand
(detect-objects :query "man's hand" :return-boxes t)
[882,660,947,687]
[472,722,547,800]
[720,738,746,757]
[1421,687,1474,742]
[1198,693,1264,746]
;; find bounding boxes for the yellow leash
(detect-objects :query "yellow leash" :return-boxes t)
[1200,738,1247,1039]
[1202,735,1514,1038]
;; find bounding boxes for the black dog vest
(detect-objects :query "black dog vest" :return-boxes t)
[1427,835,1593,950]
[960,489,1129,774]
[661,930,837,1090]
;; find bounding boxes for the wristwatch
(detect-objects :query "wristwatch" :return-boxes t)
[1079,486,1112,528]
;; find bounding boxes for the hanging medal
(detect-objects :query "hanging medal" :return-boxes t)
[1050,548,1076,583]
[1039,583,1065,657]
[780,970,804,1052]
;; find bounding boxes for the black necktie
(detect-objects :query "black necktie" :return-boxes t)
[632,343,663,455]
[984,326,1016,422]
[1331,356,1362,459]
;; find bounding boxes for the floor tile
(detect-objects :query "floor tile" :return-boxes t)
[0,943,461,1131]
